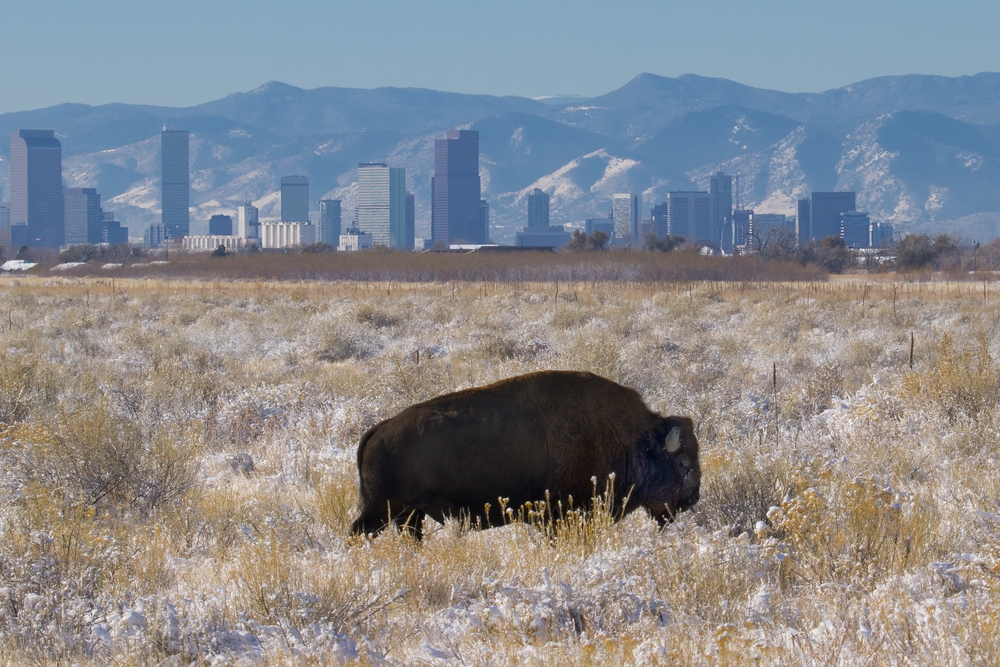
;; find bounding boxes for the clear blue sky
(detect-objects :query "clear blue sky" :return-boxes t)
[1,0,997,114]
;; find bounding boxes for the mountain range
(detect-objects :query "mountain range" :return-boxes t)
[2,72,1000,243]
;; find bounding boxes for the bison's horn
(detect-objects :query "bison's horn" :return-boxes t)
[665,427,681,453]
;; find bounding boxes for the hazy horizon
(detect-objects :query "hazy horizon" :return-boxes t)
[1,0,997,114]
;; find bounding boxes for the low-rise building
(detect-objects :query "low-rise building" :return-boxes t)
[261,222,316,249]
[340,226,373,251]
[515,225,571,248]
[183,235,246,253]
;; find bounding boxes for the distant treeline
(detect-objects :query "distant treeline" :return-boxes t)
[9,231,999,283]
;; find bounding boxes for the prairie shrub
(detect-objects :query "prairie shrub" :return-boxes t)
[902,334,1000,422]
[354,301,404,329]
[768,472,937,587]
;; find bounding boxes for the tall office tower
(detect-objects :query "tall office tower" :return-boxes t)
[10,130,64,248]
[839,211,871,248]
[405,193,415,250]
[64,188,103,245]
[432,130,483,244]
[650,202,668,238]
[209,214,233,236]
[665,191,711,242]
[527,188,550,228]
[612,193,641,240]
[733,209,752,248]
[480,200,490,242]
[357,163,406,248]
[161,129,189,239]
[811,191,856,241]
[237,202,259,239]
[796,198,811,245]
[709,171,733,248]
[281,175,310,222]
[319,199,342,247]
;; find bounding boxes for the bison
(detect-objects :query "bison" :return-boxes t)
[351,370,700,540]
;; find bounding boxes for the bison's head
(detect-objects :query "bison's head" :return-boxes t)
[641,416,701,524]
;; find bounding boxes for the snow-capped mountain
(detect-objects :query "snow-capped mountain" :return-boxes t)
[2,72,1000,243]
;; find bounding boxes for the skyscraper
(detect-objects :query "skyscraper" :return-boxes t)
[480,200,490,242]
[357,164,406,248]
[796,198,811,245]
[405,194,415,250]
[613,193,641,240]
[281,176,309,222]
[432,130,483,244]
[709,171,733,248]
[10,130,64,248]
[319,199,342,247]
[665,191,711,242]
[811,192,856,241]
[64,188,103,245]
[0,201,9,249]
[527,188,550,228]
[161,129,189,239]
[237,202,259,239]
[650,203,669,238]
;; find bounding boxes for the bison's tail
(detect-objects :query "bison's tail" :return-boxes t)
[355,425,380,508]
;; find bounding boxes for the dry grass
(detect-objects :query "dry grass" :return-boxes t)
[0,275,999,665]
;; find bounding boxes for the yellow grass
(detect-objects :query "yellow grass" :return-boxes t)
[0,275,998,665]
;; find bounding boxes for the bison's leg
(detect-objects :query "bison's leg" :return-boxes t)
[351,509,390,538]
[396,509,426,541]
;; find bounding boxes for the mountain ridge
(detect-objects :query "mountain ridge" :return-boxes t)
[2,72,1000,242]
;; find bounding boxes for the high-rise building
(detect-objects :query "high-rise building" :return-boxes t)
[144,223,167,249]
[357,163,406,248]
[650,203,668,238]
[665,191,711,242]
[871,221,895,247]
[749,213,792,245]
[103,212,128,245]
[811,192,856,241]
[612,193,641,240]
[733,209,753,248]
[839,211,871,248]
[237,202,259,239]
[64,188,103,245]
[281,176,309,222]
[432,130,484,244]
[319,199,342,247]
[10,130,64,248]
[480,200,490,242]
[209,214,233,236]
[585,218,616,238]
[161,129,189,239]
[796,198,811,245]
[527,188,550,228]
[405,193,415,250]
[710,171,733,249]
[0,201,10,250]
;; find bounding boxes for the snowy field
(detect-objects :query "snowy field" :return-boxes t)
[1,276,998,665]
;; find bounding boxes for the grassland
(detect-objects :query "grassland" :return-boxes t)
[1,275,998,665]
